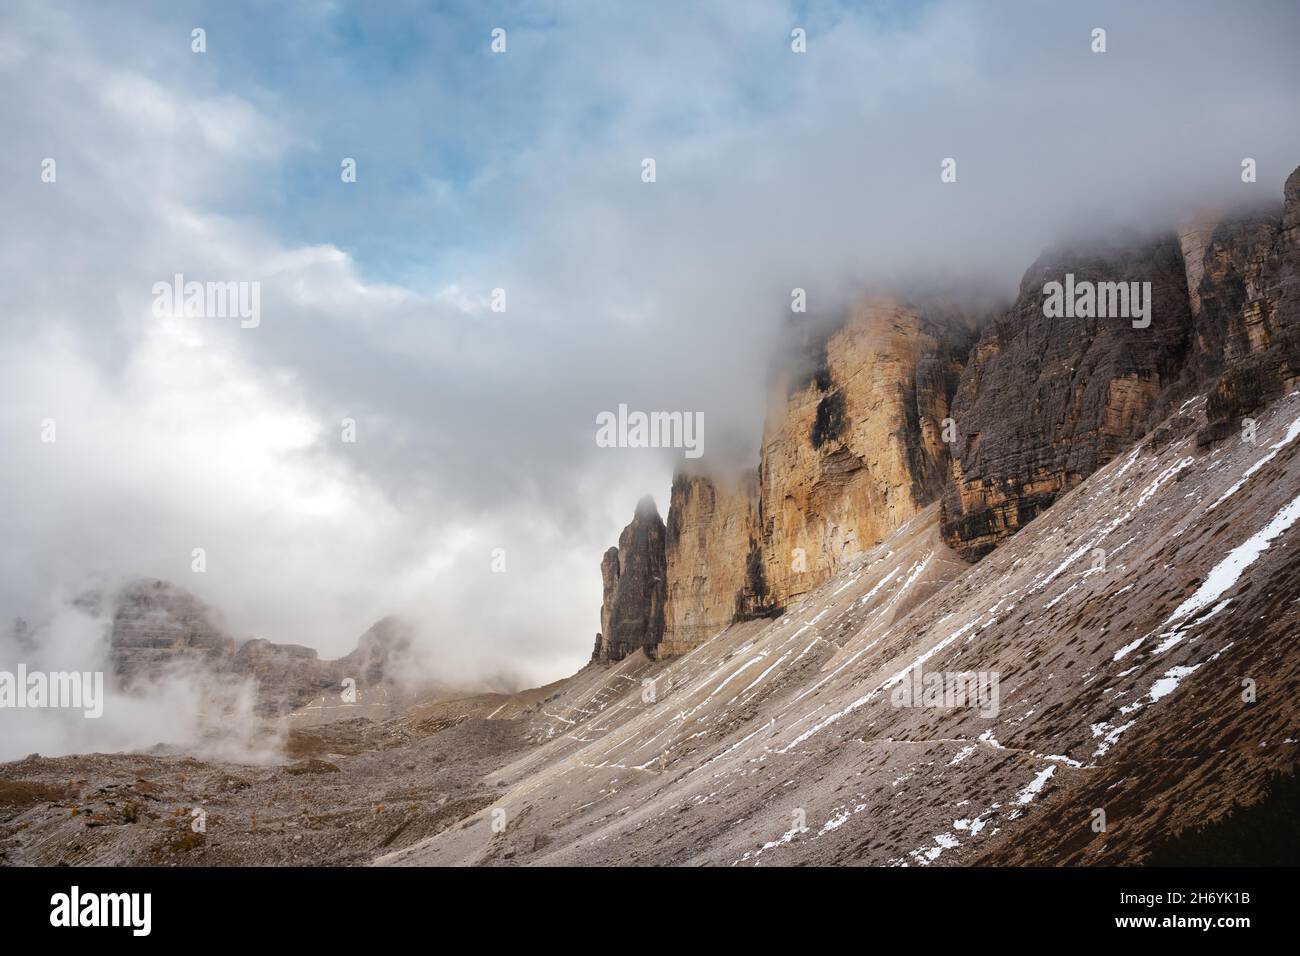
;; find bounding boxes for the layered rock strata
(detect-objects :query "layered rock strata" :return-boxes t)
[1191,167,1300,444]
[939,236,1196,560]
[598,299,971,659]
[941,166,1300,559]
[597,164,1300,655]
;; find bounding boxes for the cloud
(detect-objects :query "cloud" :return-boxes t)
[1,0,1298,729]
[0,597,280,763]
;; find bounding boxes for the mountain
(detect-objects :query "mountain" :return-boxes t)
[379,382,1300,865]
[104,579,411,715]
[594,297,975,661]
[940,233,1195,560]
[594,164,1300,653]
[591,496,668,662]
[5,167,1299,869]
[364,163,1300,864]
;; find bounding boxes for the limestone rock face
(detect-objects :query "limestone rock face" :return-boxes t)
[759,300,968,604]
[1182,212,1280,387]
[939,165,1300,562]
[660,470,768,657]
[599,547,619,638]
[628,298,970,659]
[333,616,413,685]
[593,165,1300,661]
[1192,166,1300,444]
[939,236,1195,561]
[232,638,325,714]
[1177,212,1222,316]
[108,579,237,687]
[106,579,404,714]
[593,497,667,661]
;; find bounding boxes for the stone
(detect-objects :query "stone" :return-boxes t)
[660,469,768,657]
[592,496,667,661]
[759,298,970,603]
[940,235,1196,561]
[105,579,407,715]
[646,297,972,656]
[1192,167,1300,444]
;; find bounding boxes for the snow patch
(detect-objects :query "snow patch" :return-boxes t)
[1164,491,1300,629]
[1015,766,1056,805]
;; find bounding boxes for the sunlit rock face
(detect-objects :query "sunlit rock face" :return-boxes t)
[660,470,767,658]
[642,298,969,658]
[596,168,1300,658]
[758,299,968,604]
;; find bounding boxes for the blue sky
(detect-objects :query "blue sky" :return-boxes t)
[103,1,949,291]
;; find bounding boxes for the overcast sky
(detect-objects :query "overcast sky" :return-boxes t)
[2,0,1299,689]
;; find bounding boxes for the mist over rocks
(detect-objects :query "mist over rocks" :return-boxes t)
[1193,165,1300,444]
[940,233,1196,561]
[4,0,1300,700]
[943,163,1300,558]
[758,299,972,603]
[104,579,407,715]
[596,164,1300,661]
[595,297,974,659]
[3,1,1300,876]
[106,579,238,688]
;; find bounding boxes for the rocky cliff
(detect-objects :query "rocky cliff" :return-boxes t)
[758,299,969,605]
[385,381,1300,870]
[108,579,238,684]
[591,497,667,662]
[107,579,405,714]
[941,166,1300,560]
[231,638,326,714]
[335,617,413,685]
[596,164,1300,656]
[1192,167,1300,444]
[939,235,1195,561]
[660,470,768,657]
[597,299,972,659]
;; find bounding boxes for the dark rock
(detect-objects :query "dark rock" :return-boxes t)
[941,234,1196,561]
[1193,167,1300,443]
[941,165,1300,559]
[592,496,667,661]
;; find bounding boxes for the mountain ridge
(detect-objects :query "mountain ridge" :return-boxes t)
[595,164,1300,657]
